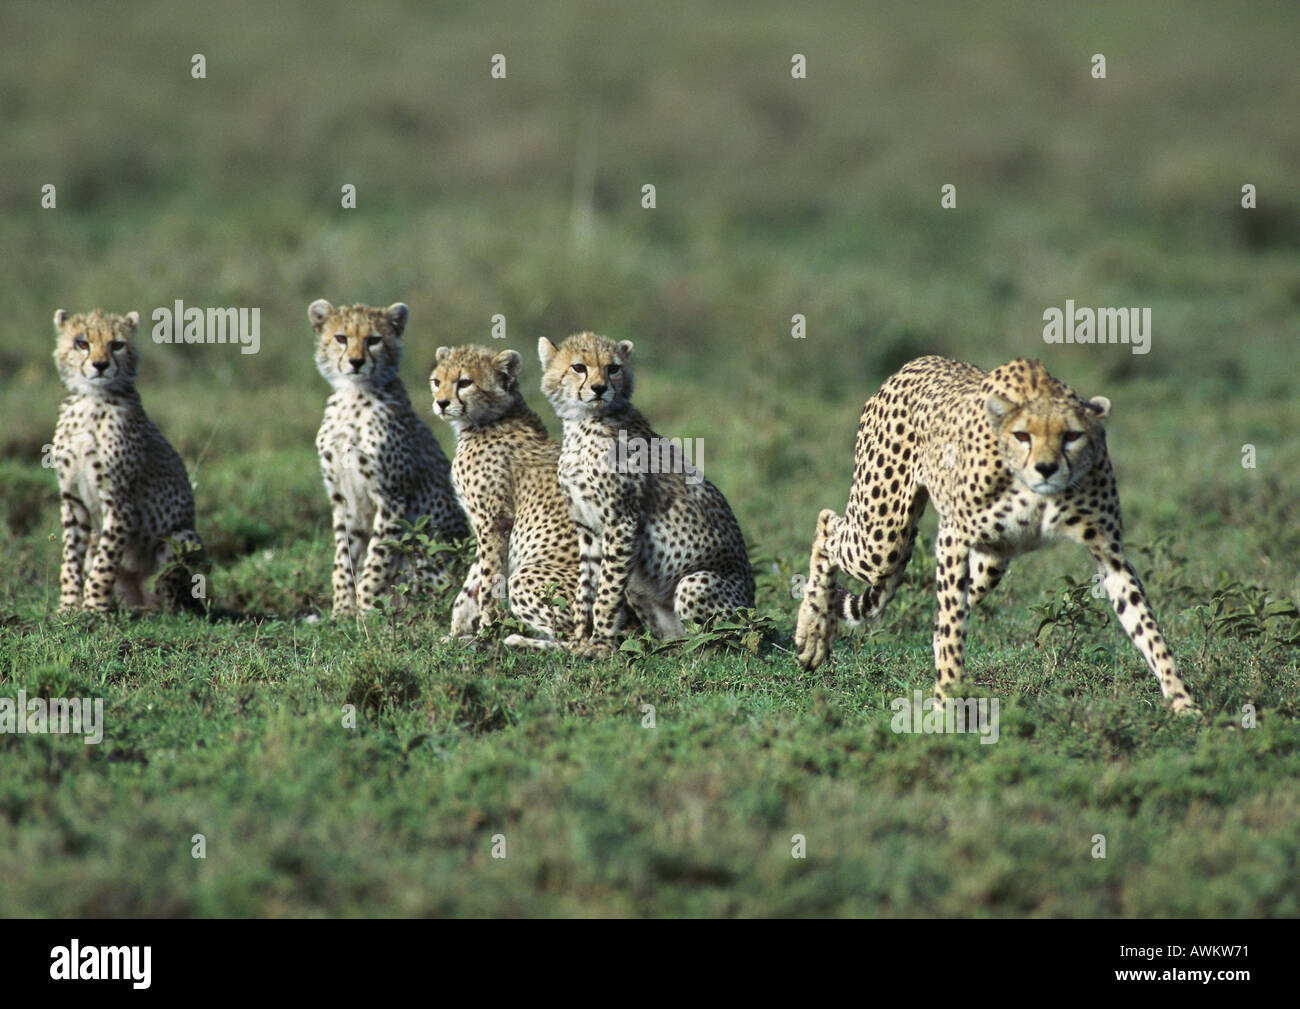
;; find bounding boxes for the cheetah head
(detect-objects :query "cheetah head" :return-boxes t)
[309,299,407,389]
[538,332,634,422]
[53,308,140,395]
[986,388,1110,495]
[430,345,522,430]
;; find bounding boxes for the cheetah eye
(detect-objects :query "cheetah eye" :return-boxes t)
[1063,431,1085,444]
[1013,432,1031,444]
[110,340,125,352]
[457,378,472,389]
[334,334,346,344]
[74,336,89,350]
[366,336,382,347]
[607,364,621,375]
[571,363,587,375]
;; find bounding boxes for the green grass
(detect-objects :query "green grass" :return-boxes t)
[1,0,1298,916]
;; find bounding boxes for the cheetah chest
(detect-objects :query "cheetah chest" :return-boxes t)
[973,486,1069,555]
[61,415,111,530]
[321,422,382,528]
[557,442,613,532]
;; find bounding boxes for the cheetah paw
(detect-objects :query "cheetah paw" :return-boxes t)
[1170,694,1202,717]
[793,600,835,671]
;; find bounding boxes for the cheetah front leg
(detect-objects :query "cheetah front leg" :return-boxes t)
[84,501,133,613]
[329,499,362,617]
[794,509,843,671]
[572,525,600,640]
[470,522,511,635]
[449,560,483,637]
[1089,540,1196,713]
[58,493,92,612]
[965,548,1008,609]
[356,500,407,612]
[932,526,973,701]
[591,515,638,642]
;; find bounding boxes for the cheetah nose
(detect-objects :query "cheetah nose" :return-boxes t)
[349,357,365,370]
[590,384,607,398]
[1035,461,1059,477]
[92,360,110,373]
[437,399,450,410]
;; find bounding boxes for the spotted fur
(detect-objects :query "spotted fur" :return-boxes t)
[539,332,754,647]
[794,355,1194,713]
[52,308,203,613]
[431,344,579,648]
[310,299,468,616]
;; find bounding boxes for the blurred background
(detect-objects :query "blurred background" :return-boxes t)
[1,0,1298,920]
[2,0,1297,605]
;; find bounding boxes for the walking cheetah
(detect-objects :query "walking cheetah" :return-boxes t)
[430,344,579,647]
[52,308,203,614]
[794,355,1195,713]
[539,333,754,647]
[310,299,468,616]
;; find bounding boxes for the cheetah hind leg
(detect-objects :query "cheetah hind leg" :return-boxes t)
[836,533,920,629]
[673,569,753,633]
[794,509,843,671]
[501,563,578,650]
[153,530,205,614]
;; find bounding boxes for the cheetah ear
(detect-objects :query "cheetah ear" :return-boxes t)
[985,394,1016,424]
[53,309,69,330]
[1086,396,1111,421]
[124,311,140,332]
[308,299,333,332]
[386,303,409,337]
[538,337,558,370]
[615,339,634,361]
[434,346,451,363]
[493,349,522,383]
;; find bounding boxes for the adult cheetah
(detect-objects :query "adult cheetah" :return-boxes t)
[539,332,754,647]
[51,308,203,614]
[310,299,468,616]
[794,355,1195,713]
[430,344,579,648]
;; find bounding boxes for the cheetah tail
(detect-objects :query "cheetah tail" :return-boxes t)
[837,586,885,627]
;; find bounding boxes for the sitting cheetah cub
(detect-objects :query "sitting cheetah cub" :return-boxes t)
[310,299,468,616]
[52,308,203,614]
[431,345,579,648]
[539,333,754,647]
[794,356,1194,713]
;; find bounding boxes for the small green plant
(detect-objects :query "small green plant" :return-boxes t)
[150,535,209,614]
[618,608,778,658]
[1030,573,1113,662]
[1186,579,1300,659]
[382,516,475,605]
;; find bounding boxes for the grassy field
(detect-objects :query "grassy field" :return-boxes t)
[1,0,1298,916]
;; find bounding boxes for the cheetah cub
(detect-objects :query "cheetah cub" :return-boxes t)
[52,308,203,614]
[310,299,468,616]
[539,333,754,647]
[794,356,1194,713]
[431,345,579,647]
